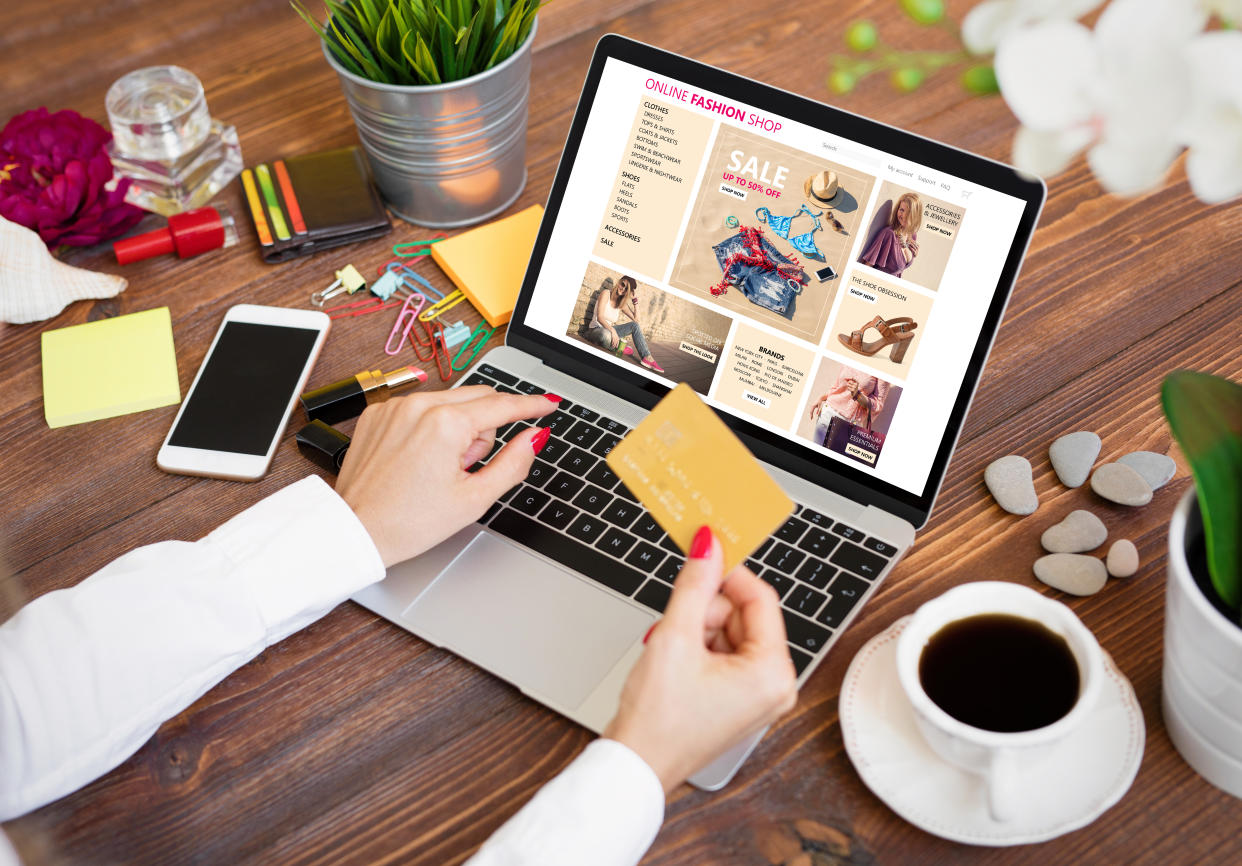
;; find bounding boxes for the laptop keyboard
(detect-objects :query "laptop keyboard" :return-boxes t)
[464,363,899,679]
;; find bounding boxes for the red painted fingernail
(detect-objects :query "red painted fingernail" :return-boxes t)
[642,623,656,644]
[689,525,713,559]
[543,393,562,402]
[531,427,551,454]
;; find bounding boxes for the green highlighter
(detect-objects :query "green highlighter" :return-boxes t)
[255,163,291,241]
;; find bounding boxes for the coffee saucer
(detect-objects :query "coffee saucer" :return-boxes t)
[840,616,1144,846]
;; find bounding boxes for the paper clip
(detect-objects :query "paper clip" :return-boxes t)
[387,263,444,301]
[385,293,427,355]
[409,320,454,381]
[419,290,468,322]
[451,322,494,371]
[393,234,447,257]
[406,317,441,362]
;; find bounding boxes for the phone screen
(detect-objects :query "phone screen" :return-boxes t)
[168,322,322,456]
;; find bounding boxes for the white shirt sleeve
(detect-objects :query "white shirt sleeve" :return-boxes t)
[0,475,385,821]
[466,738,664,866]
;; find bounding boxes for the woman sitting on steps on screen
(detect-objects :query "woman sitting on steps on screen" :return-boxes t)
[586,275,666,375]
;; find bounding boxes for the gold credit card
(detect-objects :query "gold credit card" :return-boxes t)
[607,383,794,572]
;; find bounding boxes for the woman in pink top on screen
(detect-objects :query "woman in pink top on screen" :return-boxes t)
[809,365,890,450]
[859,192,922,279]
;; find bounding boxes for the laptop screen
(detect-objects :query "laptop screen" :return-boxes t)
[511,38,1043,526]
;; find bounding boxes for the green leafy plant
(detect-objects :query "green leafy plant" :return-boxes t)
[1162,371,1242,616]
[294,0,539,86]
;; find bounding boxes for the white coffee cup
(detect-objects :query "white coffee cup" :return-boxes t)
[894,581,1104,822]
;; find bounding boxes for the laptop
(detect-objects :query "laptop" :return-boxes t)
[352,34,1045,789]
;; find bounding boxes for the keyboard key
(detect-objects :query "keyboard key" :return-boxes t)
[567,513,607,544]
[495,386,518,394]
[785,586,827,618]
[801,508,832,529]
[537,437,568,463]
[538,501,579,530]
[597,416,628,435]
[631,514,664,542]
[512,487,550,517]
[755,537,775,558]
[763,542,806,574]
[797,527,839,559]
[566,420,604,449]
[545,472,586,501]
[635,579,672,613]
[789,646,814,677]
[558,447,597,474]
[615,482,639,503]
[590,433,621,458]
[503,421,532,442]
[776,517,809,544]
[782,610,832,654]
[654,556,684,584]
[586,462,620,490]
[625,541,666,572]
[566,404,599,423]
[540,411,576,437]
[526,459,556,488]
[745,558,763,574]
[477,364,518,386]
[601,499,642,528]
[480,501,502,523]
[863,537,898,557]
[831,522,866,543]
[515,380,543,395]
[572,484,612,515]
[488,509,644,597]
[496,422,516,440]
[658,534,681,554]
[817,574,869,628]
[830,542,886,580]
[796,558,836,590]
[461,373,497,388]
[760,570,795,600]
[500,484,519,503]
[597,528,638,558]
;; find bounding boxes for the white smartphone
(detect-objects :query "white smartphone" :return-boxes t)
[157,304,331,481]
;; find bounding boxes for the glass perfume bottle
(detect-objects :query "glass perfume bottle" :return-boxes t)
[105,66,243,216]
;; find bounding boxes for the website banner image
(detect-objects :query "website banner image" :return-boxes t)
[828,272,935,378]
[669,126,875,345]
[794,358,904,469]
[565,262,732,394]
[857,180,965,292]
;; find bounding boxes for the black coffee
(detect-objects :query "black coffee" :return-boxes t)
[918,613,1080,733]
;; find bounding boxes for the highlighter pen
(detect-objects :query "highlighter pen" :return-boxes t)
[301,365,427,425]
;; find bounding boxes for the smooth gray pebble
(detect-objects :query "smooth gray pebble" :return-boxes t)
[985,455,1039,515]
[1107,539,1139,578]
[1034,554,1109,596]
[1117,451,1176,491]
[1090,463,1153,506]
[1041,509,1108,553]
[1049,431,1101,488]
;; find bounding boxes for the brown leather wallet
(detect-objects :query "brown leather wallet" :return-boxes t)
[250,146,392,263]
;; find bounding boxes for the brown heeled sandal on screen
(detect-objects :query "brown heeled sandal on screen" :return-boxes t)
[837,315,918,363]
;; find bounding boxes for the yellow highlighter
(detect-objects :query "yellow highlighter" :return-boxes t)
[240,169,273,247]
[255,163,291,241]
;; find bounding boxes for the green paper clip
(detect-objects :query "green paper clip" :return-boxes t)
[394,234,447,257]
[452,322,494,371]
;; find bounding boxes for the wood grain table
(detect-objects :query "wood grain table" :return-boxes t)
[4,0,1242,862]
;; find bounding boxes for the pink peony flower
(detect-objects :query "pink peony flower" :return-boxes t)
[0,108,144,248]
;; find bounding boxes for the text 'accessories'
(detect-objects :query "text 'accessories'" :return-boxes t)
[837,315,919,363]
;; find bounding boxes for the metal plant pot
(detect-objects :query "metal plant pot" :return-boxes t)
[324,23,534,227]
[1163,487,1242,798]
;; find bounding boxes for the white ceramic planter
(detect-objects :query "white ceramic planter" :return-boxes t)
[1163,487,1242,797]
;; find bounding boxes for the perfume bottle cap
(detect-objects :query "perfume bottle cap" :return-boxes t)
[113,206,237,264]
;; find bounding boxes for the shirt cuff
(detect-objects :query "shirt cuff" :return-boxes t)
[206,475,386,644]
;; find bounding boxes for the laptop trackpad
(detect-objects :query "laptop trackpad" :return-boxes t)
[401,531,653,710]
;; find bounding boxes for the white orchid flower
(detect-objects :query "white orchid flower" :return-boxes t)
[1181,31,1242,203]
[994,0,1207,195]
[961,0,1104,55]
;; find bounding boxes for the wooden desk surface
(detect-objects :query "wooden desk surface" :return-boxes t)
[4,0,1241,862]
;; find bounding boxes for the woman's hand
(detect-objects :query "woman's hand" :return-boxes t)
[603,527,798,793]
[907,238,919,257]
[336,387,558,567]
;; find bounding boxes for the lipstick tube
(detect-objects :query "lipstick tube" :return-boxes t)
[300,365,427,424]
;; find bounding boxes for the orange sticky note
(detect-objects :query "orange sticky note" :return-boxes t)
[430,204,543,327]
[607,384,794,572]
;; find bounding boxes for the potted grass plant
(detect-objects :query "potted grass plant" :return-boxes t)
[294,0,540,226]
[1161,370,1242,797]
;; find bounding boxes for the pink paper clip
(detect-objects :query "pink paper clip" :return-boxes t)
[384,293,427,355]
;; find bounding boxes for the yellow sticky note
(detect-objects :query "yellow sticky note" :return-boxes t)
[41,307,180,428]
[607,384,794,572]
[431,204,543,327]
